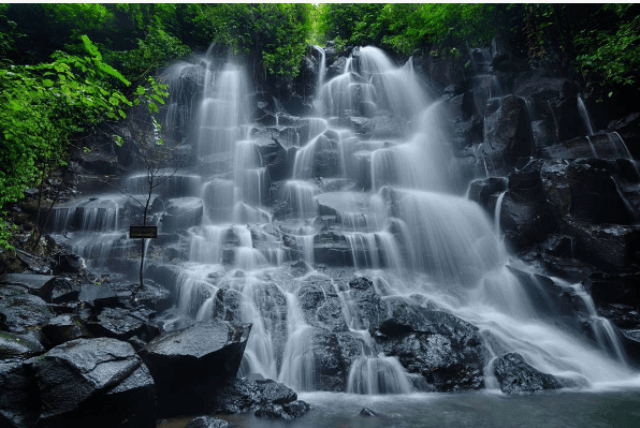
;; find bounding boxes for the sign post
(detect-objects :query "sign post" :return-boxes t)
[130,226,158,239]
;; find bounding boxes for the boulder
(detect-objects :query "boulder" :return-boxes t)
[95,363,157,428]
[373,299,484,391]
[0,274,83,305]
[256,137,289,182]
[538,133,633,160]
[212,288,243,322]
[467,177,508,215]
[359,407,378,417]
[608,112,640,157]
[540,159,633,225]
[482,95,532,167]
[348,277,386,330]
[588,271,640,307]
[313,232,354,267]
[51,250,85,275]
[250,283,288,367]
[87,307,160,343]
[207,378,309,420]
[28,337,155,428]
[416,55,465,91]
[185,416,229,428]
[283,326,362,392]
[140,320,251,417]
[0,294,55,333]
[493,352,563,394]
[0,331,45,360]
[78,283,120,310]
[254,400,310,421]
[42,314,92,347]
[597,303,640,330]
[561,221,640,272]
[513,74,579,104]
[0,273,54,297]
[160,197,204,234]
[500,168,557,251]
[296,276,348,332]
[0,360,39,428]
[133,280,172,313]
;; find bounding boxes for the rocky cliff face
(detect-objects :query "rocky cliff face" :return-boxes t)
[1,39,639,428]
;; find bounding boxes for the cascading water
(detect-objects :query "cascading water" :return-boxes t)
[57,46,640,397]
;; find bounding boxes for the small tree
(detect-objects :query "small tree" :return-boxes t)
[114,78,177,290]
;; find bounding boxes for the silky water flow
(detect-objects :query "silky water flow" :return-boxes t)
[52,46,640,396]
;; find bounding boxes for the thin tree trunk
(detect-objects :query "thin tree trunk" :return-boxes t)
[139,177,153,290]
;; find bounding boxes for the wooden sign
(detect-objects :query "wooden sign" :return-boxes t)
[130,226,158,239]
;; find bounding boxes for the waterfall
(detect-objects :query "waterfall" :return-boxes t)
[56,46,639,396]
[578,95,595,136]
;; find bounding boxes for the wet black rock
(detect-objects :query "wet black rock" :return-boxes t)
[349,277,386,330]
[87,307,160,343]
[540,159,632,226]
[134,280,173,313]
[42,314,92,347]
[140,320,251,417]
[294,326,361,392]
[254,400,310,421]
[207,378,309,420]
[29,337,155,428]
[588,271,640,308]
[500,187,556,253]
[561,221,640,272]
[373,298,484,392]
[51,250,85,275]
[185,416,229,428]
[78,283,120,310]
[0,331,45,360]
[482,94,532,167]
[313,232,354,267]
[467,177,508,215]
[416,55,465,91]
[0,274,83,305]
[212,288,243,322]
[608,112,640,157]
[597,303,640,330]
[252,283,288,367]
[0,294,55,333]
[160,197,204,234]
[257,137,289,182]
[297,276,348,332]
[506,266,587,319]
[359,407,378,417]
[0,284,29,298]
[0,273,54,295]
[539,133,632,160]
[553,97,592,142]
[0,359,39,428]
[493,352,563,394]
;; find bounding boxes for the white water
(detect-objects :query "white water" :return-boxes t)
[59,46,640,396]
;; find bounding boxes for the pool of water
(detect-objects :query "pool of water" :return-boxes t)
[158,385,640,428]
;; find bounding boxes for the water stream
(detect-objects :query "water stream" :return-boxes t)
[53,46,640,399]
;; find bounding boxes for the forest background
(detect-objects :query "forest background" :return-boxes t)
[1,3,638,249]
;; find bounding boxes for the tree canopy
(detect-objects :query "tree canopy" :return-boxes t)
[1,3,639,249]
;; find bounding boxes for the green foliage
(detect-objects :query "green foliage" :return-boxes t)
[574,4,640,89]
[317,4,496,55]
[198,4,313,79]
[0,36,132,249]
[107,20,191,82]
